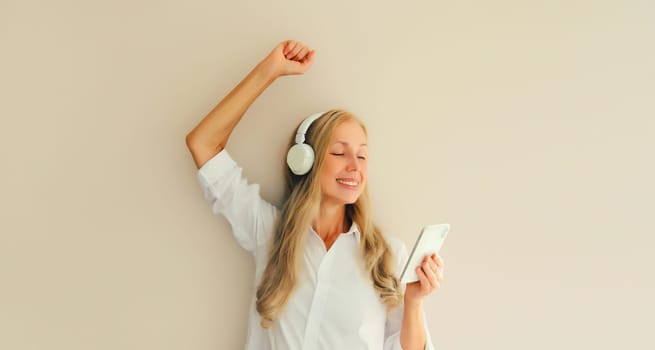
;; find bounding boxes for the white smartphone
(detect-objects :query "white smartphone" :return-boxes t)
[399,224,450,285]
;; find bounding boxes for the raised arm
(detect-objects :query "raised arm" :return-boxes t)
[185,40,316,169]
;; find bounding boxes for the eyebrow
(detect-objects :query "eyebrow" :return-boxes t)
[333,141,368,147]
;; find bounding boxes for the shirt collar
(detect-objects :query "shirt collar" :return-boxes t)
[309,221,361,243]
[348,222,361,243]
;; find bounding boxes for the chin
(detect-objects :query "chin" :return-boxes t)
[326,194,360,206]
[343,194,361,205]
[322,187,363,205]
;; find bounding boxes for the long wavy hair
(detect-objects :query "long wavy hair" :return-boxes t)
[255,109,403,328]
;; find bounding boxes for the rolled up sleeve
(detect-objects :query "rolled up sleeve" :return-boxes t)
[195,149,277,254]
[383,240,436,350]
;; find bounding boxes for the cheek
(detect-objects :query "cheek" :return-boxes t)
[321,158,341,176]
[318,162,338,185]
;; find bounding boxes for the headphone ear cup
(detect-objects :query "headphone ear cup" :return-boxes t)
[287,143,315,175]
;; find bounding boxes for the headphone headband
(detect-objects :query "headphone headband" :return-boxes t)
[286,111,327,175]
[294,112,325,144]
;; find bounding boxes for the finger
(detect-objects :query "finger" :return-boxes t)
[428,260,442,282]
[416,266,431,292]
[427,260,440,279]
[285,41,303,58]
[432,253,443,268]
[422,261,439,290]
[283,40,297,55]
[299,50,316,69]
[286,43,304,59]
[434,267,443,283]
[302,49,315,63]
[431,265,442,288]
[290,47,309,61]
[429,258,439,272]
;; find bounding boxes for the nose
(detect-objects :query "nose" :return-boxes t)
[346,153,360,172]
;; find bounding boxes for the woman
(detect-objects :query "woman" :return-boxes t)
[186,39,444,350]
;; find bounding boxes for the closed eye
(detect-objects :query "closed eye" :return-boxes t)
[330,153,366,160]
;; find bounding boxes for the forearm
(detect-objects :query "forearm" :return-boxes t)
[185,40,314,169]
[400,299,426,350]
[186,59,277,151]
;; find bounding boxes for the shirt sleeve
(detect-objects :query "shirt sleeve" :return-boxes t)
[195,149,278,255]
[383,240,436,350]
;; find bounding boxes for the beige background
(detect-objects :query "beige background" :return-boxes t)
[1,0,654,349]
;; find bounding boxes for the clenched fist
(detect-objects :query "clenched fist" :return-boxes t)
[259,40,316,78]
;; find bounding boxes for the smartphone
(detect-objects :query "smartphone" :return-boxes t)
[399,224,450,285]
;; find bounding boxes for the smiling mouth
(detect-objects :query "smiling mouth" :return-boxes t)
[336,179,359,186]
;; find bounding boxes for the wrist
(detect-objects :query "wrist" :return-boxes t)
[253,57,280,83]
[404,295,423,309]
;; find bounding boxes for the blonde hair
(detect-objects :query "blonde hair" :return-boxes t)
[255,109,403,328]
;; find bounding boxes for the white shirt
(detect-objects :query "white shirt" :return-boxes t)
[196,149,435,350]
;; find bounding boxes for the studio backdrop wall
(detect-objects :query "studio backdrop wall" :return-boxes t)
[1,0,653,349]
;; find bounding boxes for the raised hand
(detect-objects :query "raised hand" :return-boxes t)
[259,39,316,78]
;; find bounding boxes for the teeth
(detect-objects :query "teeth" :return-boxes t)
[336,179,358,186]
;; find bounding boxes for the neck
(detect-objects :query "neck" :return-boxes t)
[312,200,348,241]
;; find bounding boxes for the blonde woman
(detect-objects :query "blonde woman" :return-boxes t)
[185,39,444,350]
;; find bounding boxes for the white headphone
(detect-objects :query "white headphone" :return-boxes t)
[286,112,325,175]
